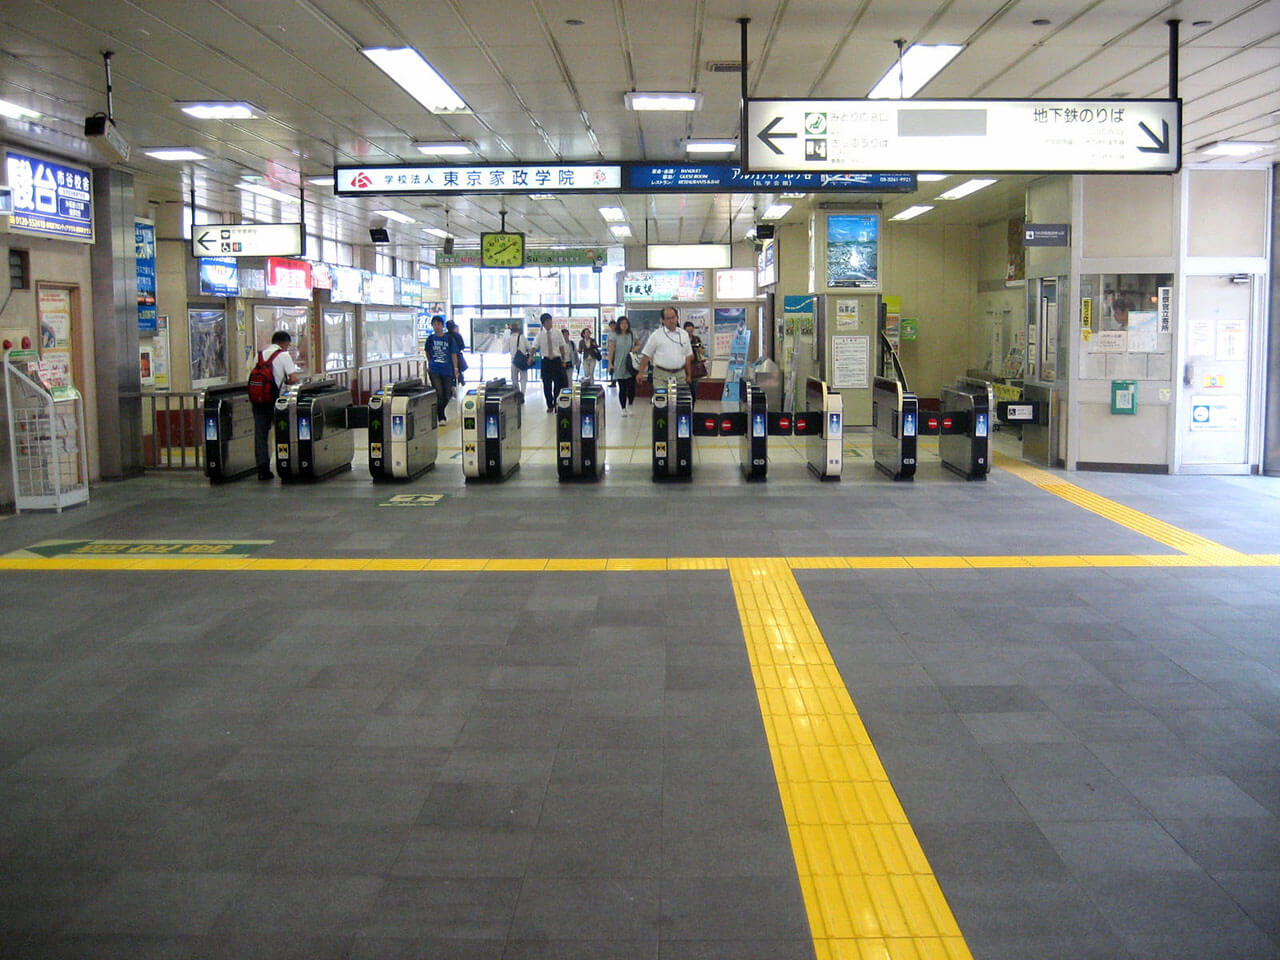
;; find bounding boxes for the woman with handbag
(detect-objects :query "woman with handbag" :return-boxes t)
[506,322,531,397]
[579,328,602,383]
[608,315,637,416]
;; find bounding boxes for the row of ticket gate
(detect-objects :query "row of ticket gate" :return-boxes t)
[205,372,1008,486]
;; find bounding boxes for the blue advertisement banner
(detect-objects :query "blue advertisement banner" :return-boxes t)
[626,165,915,193]
[136,220,157,333]
[198,258,239,298]
[721,324,753,403]
[4,150,94,243]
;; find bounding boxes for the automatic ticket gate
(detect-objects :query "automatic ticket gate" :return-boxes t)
[366,378,437,481]
[274,379,356,482]
[203,383,257,483]
[939,377,994,480]
[462,379,522,481]
[651,380,694,481]
[557,382,606,481]
[802,378,843,481]
[872,376,917,481]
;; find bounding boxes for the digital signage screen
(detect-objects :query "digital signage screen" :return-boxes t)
[622,270,706,302]
[826,214,879,289]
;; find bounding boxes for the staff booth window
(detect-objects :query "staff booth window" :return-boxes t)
[323,307,355,373]
[253,304,311,375]
[364,308,418,362]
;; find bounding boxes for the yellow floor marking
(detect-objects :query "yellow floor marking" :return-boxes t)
[995,453,1250,562]
[728,558,974,960]
[546,558,608,571]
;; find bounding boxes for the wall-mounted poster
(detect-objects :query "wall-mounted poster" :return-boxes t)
[622,270,706,302]
[713,308,746,360]
[135,219,157,333]
[826,213,879,289]
[189,308,228,389]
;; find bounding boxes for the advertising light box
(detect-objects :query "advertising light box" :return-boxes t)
[716,269,757,300]
[622,270,707,302]
[265,257,312,300]
[199,258,239,297]
[826,214,879,289]
[756,240,777,289]
[330,266,364,304]
[4,149,94,243]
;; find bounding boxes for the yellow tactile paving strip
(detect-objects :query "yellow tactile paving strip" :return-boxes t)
[729,557,973,960]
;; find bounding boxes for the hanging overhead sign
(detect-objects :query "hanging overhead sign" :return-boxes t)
[335,164,622,195]
[436,247,607,267]
[3,150,94,243]
[191,222,304,258]
[625,164,915,192]
[745,98,1180,174]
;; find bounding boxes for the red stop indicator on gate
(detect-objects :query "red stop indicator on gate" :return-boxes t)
[720,418,734,433]
[942,417,954,430]
[795,417,808,431]
[703,416,717,432]
[927,417,939,431]
[778,416,791,431]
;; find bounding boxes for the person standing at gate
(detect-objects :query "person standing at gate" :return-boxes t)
[532,313,570,412]
[251,330,299,480]
[424,315,461,425]
[505,322,531,397]
[634,306,693,387]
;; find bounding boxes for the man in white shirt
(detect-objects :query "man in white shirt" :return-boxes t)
[634,306,693,386]
[253,330,300,480]
[532,313,571,412]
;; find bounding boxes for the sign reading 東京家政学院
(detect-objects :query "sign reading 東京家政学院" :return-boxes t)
[745,98,1180,174]
[335,164,623,194]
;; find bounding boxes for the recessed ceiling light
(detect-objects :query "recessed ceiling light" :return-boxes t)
[624,91,703,111]
[609,224,632,238]
[145,148,206,161]
[362,47,470,114]
[0,98,41,119]
[412,140,474,156]
[891,205,934,221]
[1197,140,1267,157]
[682,138,737,154]
[423,227,451,239]
[868,44,964,99]
[598,205,627,222]
[529,193,555,200]
[235,181,298,203]
[916,173,949,182]
[937,178,997,200]
[178,101,260,120]
[374,209,416,224]
[780,192,806,199]
[761,202,792,219]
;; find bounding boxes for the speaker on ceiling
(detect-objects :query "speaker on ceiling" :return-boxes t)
[369,226,390,244]
[442,237,455,255]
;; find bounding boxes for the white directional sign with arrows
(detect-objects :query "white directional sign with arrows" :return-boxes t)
[746,99,1180,174]
[190,223,304,258]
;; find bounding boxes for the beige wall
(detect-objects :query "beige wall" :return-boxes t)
[1187,168,1268,258]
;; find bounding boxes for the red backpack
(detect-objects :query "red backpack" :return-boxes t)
[247,347,284,404]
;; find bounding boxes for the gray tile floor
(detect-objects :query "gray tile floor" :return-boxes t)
[1,396,1278,959]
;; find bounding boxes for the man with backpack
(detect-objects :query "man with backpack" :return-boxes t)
[249,330,299,480]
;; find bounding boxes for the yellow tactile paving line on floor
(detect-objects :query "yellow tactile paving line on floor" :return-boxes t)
[728,557,973,960]
[994,452,1253,563]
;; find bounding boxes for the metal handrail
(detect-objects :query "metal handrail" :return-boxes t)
[142,391,204,470]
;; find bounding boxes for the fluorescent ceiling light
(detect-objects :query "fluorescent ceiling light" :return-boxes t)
[529,193,555,200]
[178,101,259,120]
[682,138,736,154]
[868,44,964,99]
[145,148,206,161]
[937,178,996,200]
[890,205,934,221]
[362,47,470,114]
[624,91,702,112]
[780,192,807,199]
[306,176,333,185]
[598,205,627,222]
[413,140,474,156]
[374,209,415,224]
[761,203,792,220]
[609,224,632,238]
[235,181,298,203]
[0,99,40,119]
[1197,140,1267,157]
[648,244,732,269]
[916,173,949,182]
[423,227,451,239]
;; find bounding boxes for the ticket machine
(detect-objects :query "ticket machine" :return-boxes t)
[203,383,257,483]
[367,378,437,481]
[273,380,355,482]
[871,376,917,481]
[461,379,522,481]
[556,382,606,481]
[651,379,693,482]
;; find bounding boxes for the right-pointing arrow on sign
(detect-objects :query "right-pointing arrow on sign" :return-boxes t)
[756,116,797,156]
[1137,119,1170,154]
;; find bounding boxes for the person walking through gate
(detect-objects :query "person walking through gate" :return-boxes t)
[505,322,531,397]
[532,313,570,412]
[424,314,461,425]
[608,315,637,415]
[252,330,299,480]
[579,327,601,383]
[634,306,693,387]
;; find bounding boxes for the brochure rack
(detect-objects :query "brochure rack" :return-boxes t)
[4,349,90,512]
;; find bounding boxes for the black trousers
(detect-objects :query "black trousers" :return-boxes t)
[617,376,636,408]
[253,402,274,475]
[541,357,564,409]
[428,371,454,422]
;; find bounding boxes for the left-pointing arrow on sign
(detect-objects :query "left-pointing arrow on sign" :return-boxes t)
[196,231,214,251]
[756,116,797,156]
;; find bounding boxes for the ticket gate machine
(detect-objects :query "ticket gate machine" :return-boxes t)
[462,379,522,481]
[274,379,356,482]
[801,378,843,481]
[556,382,606,481]
[367,378,437,481]
[871,376,917,481]
[939,377,994,480]
[651,380,694,481]
[203,383,258,483]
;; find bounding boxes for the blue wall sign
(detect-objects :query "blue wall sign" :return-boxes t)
[626,165,916,193]
[136,219,157,333]
[4,149,94,243]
